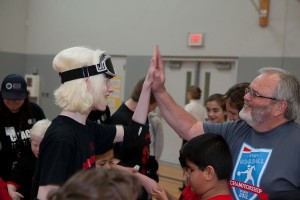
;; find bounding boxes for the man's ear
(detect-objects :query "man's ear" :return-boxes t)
[274,100,288,117]
[204,165,215,181]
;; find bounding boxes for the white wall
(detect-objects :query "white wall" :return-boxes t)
[27,0,300,57]
[0,0,28,53]
[1,0,298,57]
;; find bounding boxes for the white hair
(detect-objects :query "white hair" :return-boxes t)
[31,119,51,138]
[53,46,107,113]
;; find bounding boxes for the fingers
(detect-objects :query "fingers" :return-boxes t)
[153,186,162,192]
[146,45,159,83]
[17,192,24,198]
[151,45,159,70]
[147,45,166,93]
[151,46,158,69]
[147,46,157,75]
[151,187,165,200]
[156,46,163,71]
[155,45,159,69]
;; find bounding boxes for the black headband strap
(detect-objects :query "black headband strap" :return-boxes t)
[59,64,107,84]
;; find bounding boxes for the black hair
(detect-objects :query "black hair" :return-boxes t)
[179,134,233,181]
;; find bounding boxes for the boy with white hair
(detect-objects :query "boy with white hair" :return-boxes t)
[32,46,158,200]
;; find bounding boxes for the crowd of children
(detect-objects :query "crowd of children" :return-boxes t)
[1,45,299,200]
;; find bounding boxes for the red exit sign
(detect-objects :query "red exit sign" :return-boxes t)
[188,33,204,47]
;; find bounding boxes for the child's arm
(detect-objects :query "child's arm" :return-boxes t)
[7,152,36,199]
[7,183,24,199]
[113,46,158,143]
[111,164,160,195]
[152,187,177,200]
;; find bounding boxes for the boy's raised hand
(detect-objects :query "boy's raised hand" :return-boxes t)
[146,45,166,93]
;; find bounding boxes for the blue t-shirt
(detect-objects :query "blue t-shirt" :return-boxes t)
[204,120,300,199]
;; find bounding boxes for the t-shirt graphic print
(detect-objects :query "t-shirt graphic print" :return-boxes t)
[230,143,271,200]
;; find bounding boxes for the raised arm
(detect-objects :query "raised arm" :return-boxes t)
[130,46,155,124]
[150,47,204,140]
[114,46,156,142]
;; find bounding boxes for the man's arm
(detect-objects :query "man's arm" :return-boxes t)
[150,47,204,140]
[154,90,204,140]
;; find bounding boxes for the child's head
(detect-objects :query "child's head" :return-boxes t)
[95,149,119,169]
[48,168,141,200]
[53,46,116,113]
[179,134,233,196]
[187,85,202,101]
[205,93,227,123]
[131,77,157,113]
[31,119,51,158]
[224,82,250,121]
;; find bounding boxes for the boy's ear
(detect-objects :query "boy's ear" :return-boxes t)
[204,165,215,181]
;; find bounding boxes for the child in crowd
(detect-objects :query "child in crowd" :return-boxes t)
[205,93,227,123]
[0,74,46,200]
[180,85,206,191]
[7,119,51,200]
[95,149,119,169]
[47,168,141,200]
[185,85,206,122]
[223,82,250,121]
[32,46,155,200]
[94,148,160,199]
[152,134,233,200]
[107,77,159,200]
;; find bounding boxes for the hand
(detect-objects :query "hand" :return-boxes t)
[138,174,160,195]
[151,186,168,200]
[7,185,24,200]
[9,192,23,200]
[147,45,165,93]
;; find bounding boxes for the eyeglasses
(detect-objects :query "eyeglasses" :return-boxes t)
[59,54,116,84]
[245,87,279,101]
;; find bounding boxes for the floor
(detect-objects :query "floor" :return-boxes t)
[155,161,184,199]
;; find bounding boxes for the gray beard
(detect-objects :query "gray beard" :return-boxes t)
[239,107,255,127]
[239,105,271,127]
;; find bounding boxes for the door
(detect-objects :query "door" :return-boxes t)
[199,61,237,106]
[160,59,237,165]
[159,61,197,164]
